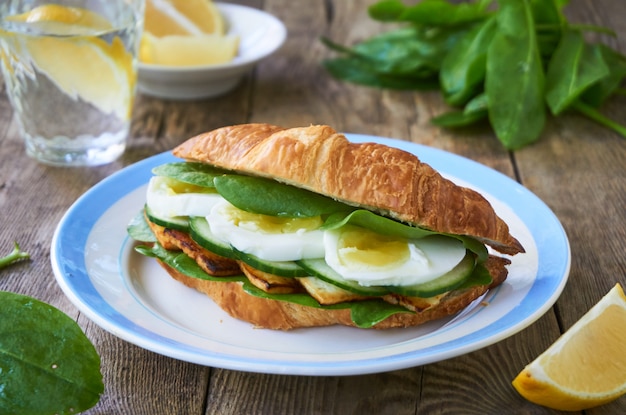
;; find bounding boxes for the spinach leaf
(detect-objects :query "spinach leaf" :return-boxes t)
[213,174,352,218]
[431,92,489,128]
[343,26,466,77]
[323,0,626,147]
[370,0,492,26]
[367,0,405,22]
[440,16,496,106]
[0,292,103,415]
[323,56,440,90]
[545,29,609,115]
[486,0,546,150]
[531,0,566,57]
[152,162,228,188]
[322,209,437,238]
[136,243,245,282]
[127,209,156,243]
[431,109,487,128]
[580,44,626,107]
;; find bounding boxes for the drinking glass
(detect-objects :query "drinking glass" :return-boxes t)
[0,0,145,166]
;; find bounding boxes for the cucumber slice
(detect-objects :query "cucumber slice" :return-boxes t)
[386,252,476,297]
[233,248,309,277]
[296,258,390,296]
[188,217,237,259]
[145,205,189,232]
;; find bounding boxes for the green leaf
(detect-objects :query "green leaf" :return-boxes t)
[353,27,466,76]
[242,281,412,329]
[213,174,352,218]
[486,0,546,150]
[152,162,228,188]
[0,292,103,415]
[531,0,566,57]
[322,209,437,238]
[127,209,157,243]
[370,0,492,26]
[455,261,493,290]
[367,0,405,22]
[323,57,440,90]
[431,110,487,128]
[440,17,496,106]
[431,93,489,128]
[545,29,610,115]
[580,45,626,107]
[137,243,245,282]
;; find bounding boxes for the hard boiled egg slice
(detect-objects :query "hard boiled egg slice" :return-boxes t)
[146,176,223,218]
[207,200,325,262]
[324,225,467,287]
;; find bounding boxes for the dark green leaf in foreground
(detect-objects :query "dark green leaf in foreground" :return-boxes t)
[545,29,609,115]
[486,0,546,150]
[213,174,352,218]
[0,292,103,415]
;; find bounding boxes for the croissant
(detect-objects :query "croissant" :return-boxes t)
[174,123,524,255]
[131,123,525,330]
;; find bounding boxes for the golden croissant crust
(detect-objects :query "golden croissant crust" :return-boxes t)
[173,123,524,255]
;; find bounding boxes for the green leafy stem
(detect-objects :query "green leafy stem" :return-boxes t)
[0,242,30,269]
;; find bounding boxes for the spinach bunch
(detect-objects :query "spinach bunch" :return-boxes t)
[323,0,626,150]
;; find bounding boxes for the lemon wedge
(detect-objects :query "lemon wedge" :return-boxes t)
[144,0,224,37]
[5,5,135,120]
[141,0,238,66]
[140,32,238,66]
[513,283,626,411]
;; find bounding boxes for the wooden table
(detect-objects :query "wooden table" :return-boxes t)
[1,1,625,413]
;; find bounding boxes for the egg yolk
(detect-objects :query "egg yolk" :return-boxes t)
[337,226,410,268]
[221,204,323,234]
[161,177,215,194]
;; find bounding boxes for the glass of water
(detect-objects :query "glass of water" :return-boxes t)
[0,0,144,166]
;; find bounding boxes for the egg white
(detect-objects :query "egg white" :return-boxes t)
[324,228,467,287]
[207,200,326,262]
[146,176,223,218]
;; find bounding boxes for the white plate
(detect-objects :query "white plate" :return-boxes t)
[52,135,570,376]
[137,3,287,99]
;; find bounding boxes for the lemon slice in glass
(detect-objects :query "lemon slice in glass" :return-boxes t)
[5,5,135,120]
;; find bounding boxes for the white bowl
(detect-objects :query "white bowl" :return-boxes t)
[136,3,287,100]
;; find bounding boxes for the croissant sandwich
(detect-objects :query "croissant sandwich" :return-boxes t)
[128,123,525,330]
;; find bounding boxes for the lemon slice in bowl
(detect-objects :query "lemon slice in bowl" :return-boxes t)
[140,32,238,66]
[5,5,135,120]
[513,283,626,411]
[144,0,224,37]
